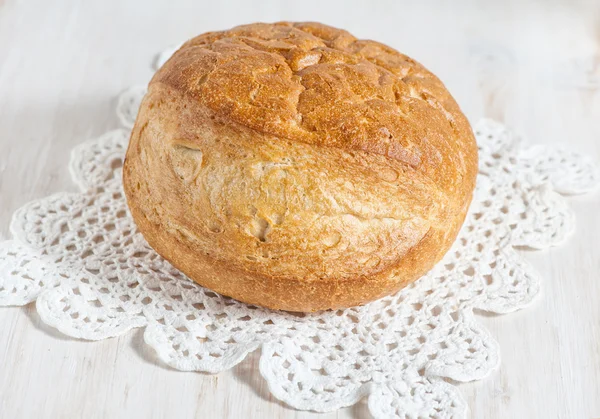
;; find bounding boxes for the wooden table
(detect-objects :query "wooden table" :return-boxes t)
[1,1,599,417]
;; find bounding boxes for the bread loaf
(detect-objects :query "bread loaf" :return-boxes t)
[123,22,478,312]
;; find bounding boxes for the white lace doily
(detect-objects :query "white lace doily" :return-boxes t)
[1,51,599,419]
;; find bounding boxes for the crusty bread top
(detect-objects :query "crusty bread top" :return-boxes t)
[153,22,477,206]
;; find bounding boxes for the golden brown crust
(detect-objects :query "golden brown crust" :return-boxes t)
[123,22,478,312]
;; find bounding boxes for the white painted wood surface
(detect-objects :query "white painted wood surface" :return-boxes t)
[1,1,599,417]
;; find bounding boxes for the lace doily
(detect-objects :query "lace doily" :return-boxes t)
[1,52,599,419]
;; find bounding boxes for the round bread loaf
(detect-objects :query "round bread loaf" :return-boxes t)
[123,22,478,312]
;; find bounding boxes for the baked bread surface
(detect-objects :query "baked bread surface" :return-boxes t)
[123,22,478,312]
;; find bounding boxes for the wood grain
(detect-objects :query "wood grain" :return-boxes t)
[0,1,599,418]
